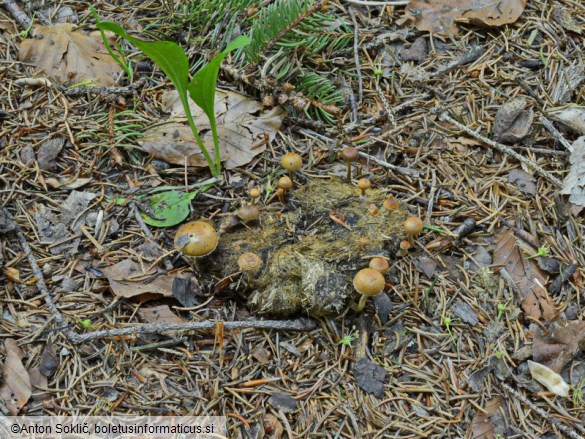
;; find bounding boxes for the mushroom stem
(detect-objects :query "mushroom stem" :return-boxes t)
[355,294,368,312]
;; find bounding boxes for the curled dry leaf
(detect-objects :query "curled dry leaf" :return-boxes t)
[561,137,585,208]
[551,107,585,135]
[399,0,526,36]
[533,319,585,373]
[138,90,284,169]
[0,339,31,414]
[527,360,570,397]
[102,259,176,300]
[492,98,533,144]
[18,24,122,86]
[493,229,556,323]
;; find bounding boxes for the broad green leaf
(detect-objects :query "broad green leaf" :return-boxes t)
[140,190,197,228]
[188,35,250,121]
[96,21,189,97]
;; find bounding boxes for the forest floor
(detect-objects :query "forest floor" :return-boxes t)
[0,0,584,438]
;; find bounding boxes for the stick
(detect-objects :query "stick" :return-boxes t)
[438,112,563,188]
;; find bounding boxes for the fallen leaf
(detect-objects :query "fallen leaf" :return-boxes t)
[552,107,585,134]
[400,36,428,62]
[39,341,59,378]
[102,259,176,300]
[352,358,386,398]
[0,340,31,414]
[527,360,570,397]
[399,0,526,36]
[533,319,585,373]
[507,169,536,195]
[469,396,503,439]
[493,229,556,323]
[18,24,122,86]
[37,137,64,171]
[492,98,533,144]
[137,305,186,324]
[561,137,585,207]
[268,392,297,414]
[138,89,284,169]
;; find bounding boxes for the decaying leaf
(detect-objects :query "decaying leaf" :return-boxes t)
[469,397,503,439]
[18,24,122,86]
[527,360,570,397]
[102,259,176,300]
[552,107,585,134]
[492,98,533,144]
[137,305,186,324]
[561,137,585,207]
[399,0,526,36]
[138,90,284,169]
[493,229,556,323]
[0,339,31,414]
[507,169,536,195]
[533,319,585,373]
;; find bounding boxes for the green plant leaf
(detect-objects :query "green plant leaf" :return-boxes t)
[188,36,250,171]
[140,190,198,228]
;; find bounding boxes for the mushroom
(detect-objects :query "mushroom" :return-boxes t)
[236,205,261,224]
[383,197,399,211]
[369,257,389,274]
[238,252,262,276]
[339,147,359,180]
[398,239,411,256]
[404,216,424,245]
[277,176,293,203]
[357,178,370,198]
[249,188,261,204]
[353,268,385,311]
[280,152,303,183]
[174,220,218,257]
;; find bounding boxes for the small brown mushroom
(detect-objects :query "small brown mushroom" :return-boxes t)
[369,257,389,274]
[353,268,385,311]
[237,205,261,224]
[357,178,371,198]
[277,176,293,203]
[383,197,399,211]
[398,239,411,257]
[249,188,261,204]
[339,147,359,180]
[280,152,302,183]
[174,220,218,257]
[238,252,262,276]
[404,216,424,245]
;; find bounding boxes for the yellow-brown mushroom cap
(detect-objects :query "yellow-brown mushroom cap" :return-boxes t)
[278,176,293,190]
[238,252,262,274]
[249,188,261,200]
[281,152,303,172]
[383,198,399,211]
[353,268,385,297]
[404,216,424,235]
[174,221,218,257]
[340,147,359,162]
[237,205,261,222]
[357,178,371,191]
[399,240,411,250]
[369,257,390,274]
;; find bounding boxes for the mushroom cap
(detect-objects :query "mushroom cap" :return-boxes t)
[237,205,261,222]
[404,216,424,234]
[281,152,303,172]
[174,220,218,257]
[238,252,262,274]
[353,268,385,297]
[369,257,389,274]
[357,178,371,190]
[399,240,411,250]
[249,188,261,199]
[383,198,399,210]
[278,176,293,190]
[340,147,359,162]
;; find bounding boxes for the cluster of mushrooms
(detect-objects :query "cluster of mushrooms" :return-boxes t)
[174,149,425,314]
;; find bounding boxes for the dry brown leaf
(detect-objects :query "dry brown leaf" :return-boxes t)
[493,229,556,323]
[533,319,585,373]
[138,90,284,169]
[492,98,533,144]
[18,23,122,86]
[0,339,31,414]
[399,0,526,36]
[102,259,175,300]
[137,305,186,324]
[469,397,503,439]
[527,360,570,397]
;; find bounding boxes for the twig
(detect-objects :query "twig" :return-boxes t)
[438,112,563,188]
[68,319,317,344]
[348,8,363,104]
[0,0,32,30]
[357,151,420,177]
[499,382,585,439]
[539,116,574,153]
